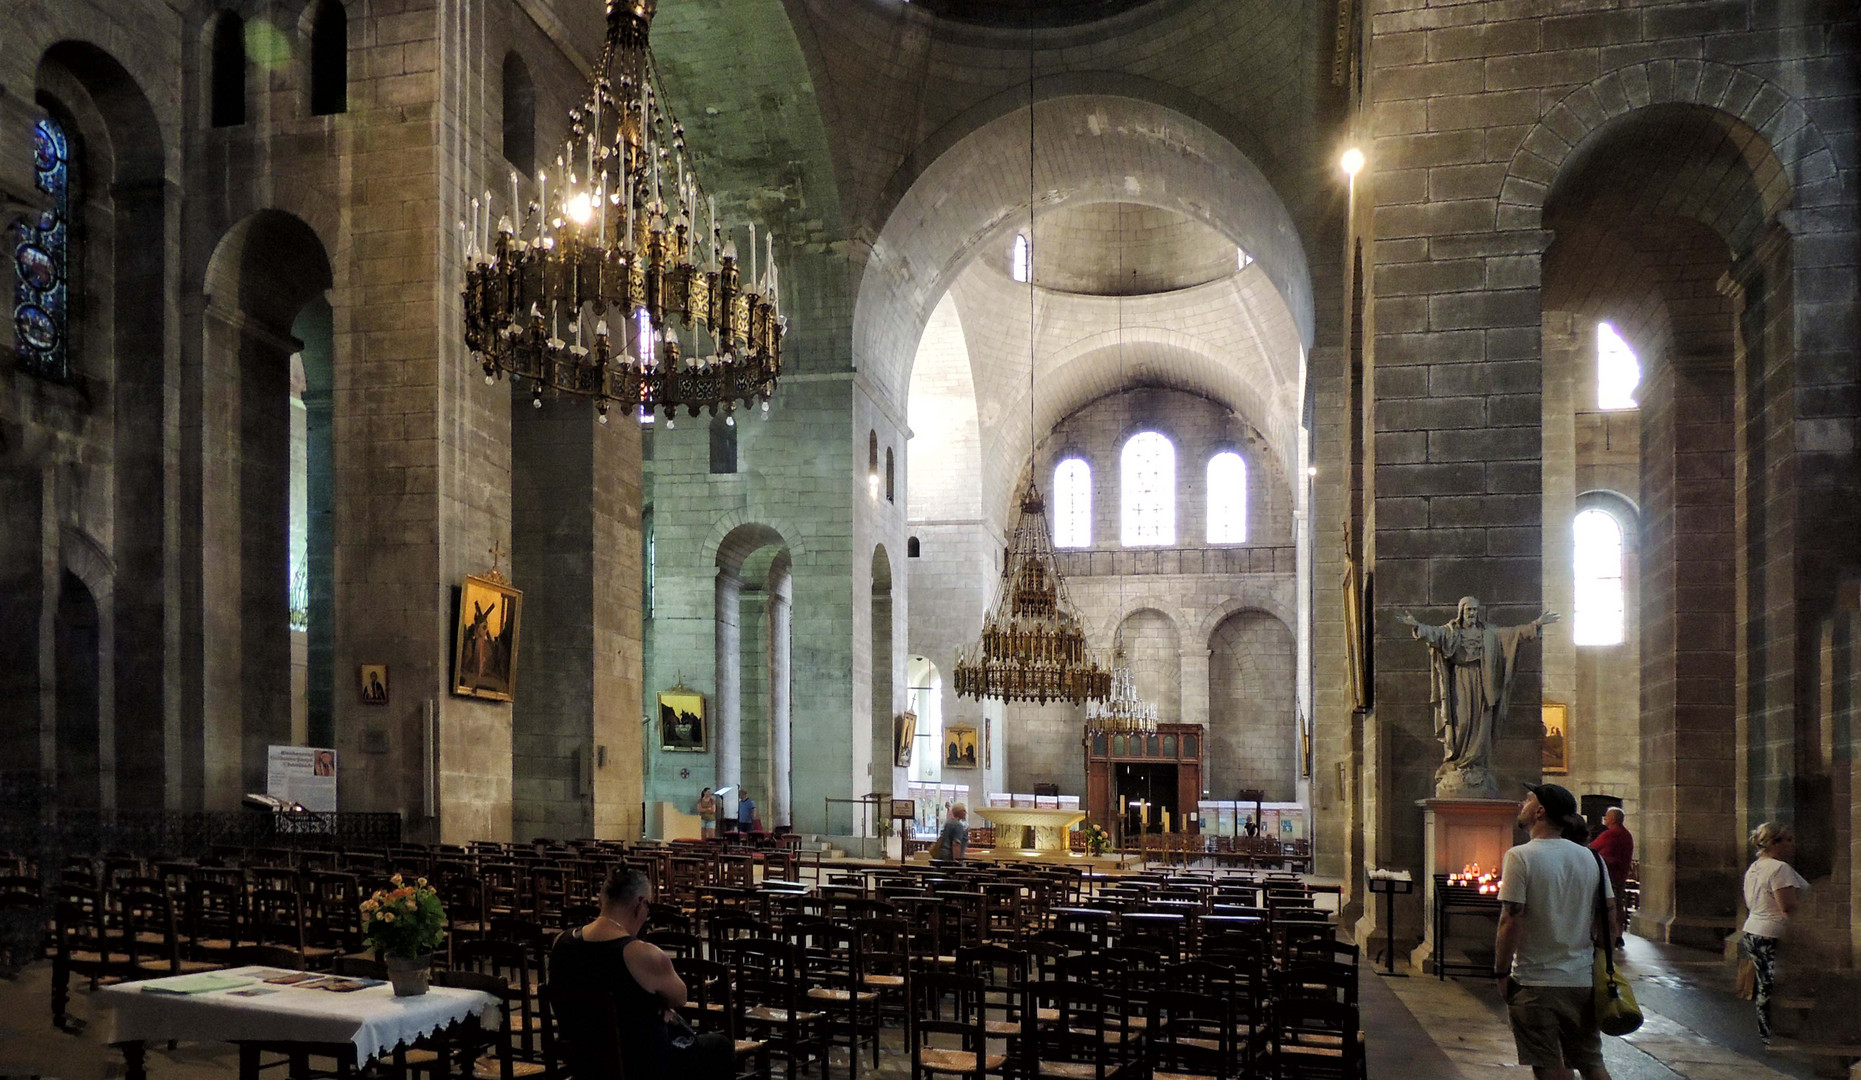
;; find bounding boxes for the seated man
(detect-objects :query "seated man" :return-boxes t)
[549,868,732,1077]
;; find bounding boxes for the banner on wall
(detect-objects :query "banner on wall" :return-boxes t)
[266,745,338,812]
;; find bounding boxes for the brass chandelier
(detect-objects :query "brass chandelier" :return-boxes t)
[460,0,784,423]
[954,480,1111,706]
[1085,645,1158,735]
[953,20,1109,708]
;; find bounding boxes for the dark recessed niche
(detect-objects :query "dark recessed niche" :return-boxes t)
[911,0,1159,30]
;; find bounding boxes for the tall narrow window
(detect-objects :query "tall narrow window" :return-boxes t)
[211,12,247,127]
[709,414,737,474]
[885,448,896,503]
[1052,458,1091,548]
[868,430,880,499]
[501,52,535,175]
[1120,432,1175,547]
[1206,451,1247,543]
[1010,233,1030,283]
[15,116,71,381]
[1573,508,1626,646]
[309,2,348,116]
[1597,322,1640,410]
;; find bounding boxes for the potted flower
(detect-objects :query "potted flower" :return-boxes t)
[1080,822,1113,857]
[361,875,447,996]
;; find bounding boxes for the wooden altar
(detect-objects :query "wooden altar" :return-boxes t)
[1084,723,1203,830]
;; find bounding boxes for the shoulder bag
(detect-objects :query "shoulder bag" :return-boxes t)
[1589,848,1642,1035]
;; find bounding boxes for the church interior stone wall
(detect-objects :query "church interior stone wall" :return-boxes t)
[0,0,1853,990]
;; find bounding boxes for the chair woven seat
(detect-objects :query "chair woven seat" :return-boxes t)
[744,1005,825,1023]
[919,1047,1007,1073]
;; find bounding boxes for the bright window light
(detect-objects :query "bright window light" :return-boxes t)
[1011,233,1031,283]
[1236,247,1254,272]
[1120,432,1175,547]
[1053,458,1091,548]
[1597,322,1640,410]
[1573,508,1626,646]
[1206,451,1247,544]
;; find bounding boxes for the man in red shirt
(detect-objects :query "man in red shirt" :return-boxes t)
[1588,807,1633,946]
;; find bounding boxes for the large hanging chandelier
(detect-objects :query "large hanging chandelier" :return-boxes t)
[954,480,1111,705]
[460,0,784,424]
[1085,645,1158,735]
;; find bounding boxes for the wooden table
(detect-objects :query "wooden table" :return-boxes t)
[94,966,500,1079]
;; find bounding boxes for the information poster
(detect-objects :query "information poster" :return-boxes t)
[266,745,338,812]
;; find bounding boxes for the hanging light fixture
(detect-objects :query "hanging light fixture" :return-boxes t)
[952,19,1109,708]
[954,479,1111,705]
[1085,648,1159,735]
[459,0,784,424]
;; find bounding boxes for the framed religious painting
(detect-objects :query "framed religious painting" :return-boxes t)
[944,724,979,769]
[452,574,522,701]
[893,711,917,767]
[358,664,389,705]
[1541,702,1570,775]
[659,687,707,752]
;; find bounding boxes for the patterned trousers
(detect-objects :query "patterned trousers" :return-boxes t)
[1743,932,1779,1040]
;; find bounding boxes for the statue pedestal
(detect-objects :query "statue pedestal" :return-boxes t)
[1409,797,1519,974]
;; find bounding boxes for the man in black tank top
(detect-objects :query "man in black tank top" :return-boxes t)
[549,868,732,1078]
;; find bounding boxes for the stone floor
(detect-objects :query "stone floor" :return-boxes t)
[0,935,1845,1078]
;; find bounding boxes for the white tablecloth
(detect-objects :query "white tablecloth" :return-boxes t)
[94,966,501,1067]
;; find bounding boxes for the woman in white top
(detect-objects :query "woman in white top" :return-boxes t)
[1740,822,1808,1044]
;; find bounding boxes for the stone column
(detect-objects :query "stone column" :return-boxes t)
[1180,646,1211,733]
[715,569,742,818]
[1540,316,1579,724]
[770,562,793,827]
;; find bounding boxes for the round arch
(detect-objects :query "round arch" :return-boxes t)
[856,93,1314,409]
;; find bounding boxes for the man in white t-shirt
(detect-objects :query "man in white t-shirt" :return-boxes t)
[1493,782,1613,1080]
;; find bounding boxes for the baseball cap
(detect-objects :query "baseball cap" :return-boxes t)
[1524,782,1579,824]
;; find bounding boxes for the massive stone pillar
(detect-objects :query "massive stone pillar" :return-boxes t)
[1637,351,1739,946]
[715,570,742,818]
[770,561,793,827]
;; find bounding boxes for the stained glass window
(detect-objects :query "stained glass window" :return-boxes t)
[1207,451,1247,543]
[1573,508,1625,646]
[1120,431,1175,547]
[15,116,71,381]
[1052,457,1091,548]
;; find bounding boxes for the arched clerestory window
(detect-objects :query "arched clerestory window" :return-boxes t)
[1206,451,1247,544]
[885,447,896,503]
[1596,321,1640,411]
[309,1,348,116]
[501,52,536,175]
[1121,432,1175,547]
[211,11,247,127]
[1010,232,1031,283]
[1573,507,1626,646]
[1052,457,1091,548]
[15,115,73,382]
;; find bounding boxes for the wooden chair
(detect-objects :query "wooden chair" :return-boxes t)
[726,937,828,1078]
[679,955,771,1079]
[1146,987,1245,1080]
[539,985,626,1079]
[456,939,546,1067]
[431,967,545,1079]
[909,971,1006,1080]
[803,925,883,1078]
[51,898,129,1028]
[1019,981,1141,1080]
[120,888,225,978]
[1267,998,1361,1080]
[185,878,248,965]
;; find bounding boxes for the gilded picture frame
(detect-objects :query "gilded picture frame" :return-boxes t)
[659,688,708,752]
[452,575,522,701]
[944,724,979,769]
[1541,702,1570,775]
